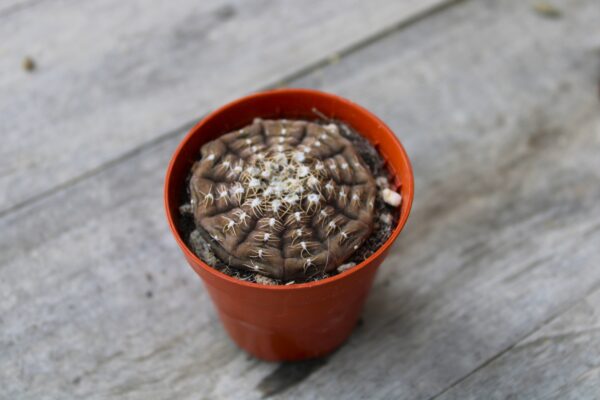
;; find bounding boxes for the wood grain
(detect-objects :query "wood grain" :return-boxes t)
[437,287,600,399]
[0,0,452,214]
[2,0,600,399]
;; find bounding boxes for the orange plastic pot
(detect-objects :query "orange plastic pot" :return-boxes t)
[164,88,414,361]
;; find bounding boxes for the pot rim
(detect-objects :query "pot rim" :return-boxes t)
[164,88,414,291]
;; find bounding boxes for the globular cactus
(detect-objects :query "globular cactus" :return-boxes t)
[189,119,377,280]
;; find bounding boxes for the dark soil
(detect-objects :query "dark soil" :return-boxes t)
[177,119,400,285]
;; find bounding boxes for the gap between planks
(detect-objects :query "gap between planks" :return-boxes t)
[427,278,600,400]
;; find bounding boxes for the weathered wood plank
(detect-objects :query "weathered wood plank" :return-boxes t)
[0,0,452,214]
[436,287,600,399]
[0,0,39,17]
[2,0,600,399]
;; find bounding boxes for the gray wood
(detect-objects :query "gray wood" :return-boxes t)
[3,0,600,399]
[0,0,451,214]
[436,288,600,400]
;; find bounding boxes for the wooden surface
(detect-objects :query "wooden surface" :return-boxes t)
[2,0,600,399]
[0,0,451,214]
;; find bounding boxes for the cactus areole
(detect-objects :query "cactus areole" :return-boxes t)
[189,118,377,280]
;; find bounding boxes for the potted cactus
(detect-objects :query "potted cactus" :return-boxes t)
[188,118,381,281]
[164,89,413,361]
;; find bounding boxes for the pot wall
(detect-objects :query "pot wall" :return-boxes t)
[186,249,386,360]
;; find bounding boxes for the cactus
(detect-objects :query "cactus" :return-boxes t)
[189,119,377,281]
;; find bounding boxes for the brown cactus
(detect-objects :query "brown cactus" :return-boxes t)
[189,119,377,280]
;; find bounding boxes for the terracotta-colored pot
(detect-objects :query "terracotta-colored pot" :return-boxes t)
[164,88,414,361]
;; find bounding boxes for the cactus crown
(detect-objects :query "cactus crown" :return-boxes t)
[189,119,376,281]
